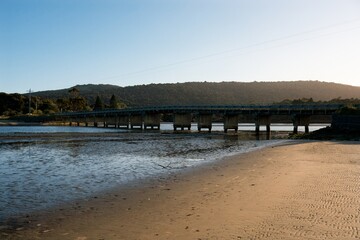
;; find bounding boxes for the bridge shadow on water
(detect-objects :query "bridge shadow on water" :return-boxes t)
[214,131,290,141]
[155,129,290,141]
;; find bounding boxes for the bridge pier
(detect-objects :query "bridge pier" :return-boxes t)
[130,115,143,129]
[84,117,89,127]
[118,115,129,129]
[173,113,192,131]
[101,116,107,128]
[93,116,105,128]
[197,114,212,132]
[103,117,108,127]
[144,113,161,130]
[69,117,80,126]
[224,114,239,133]
[293,115,311,134]
[106,116,118,128]
[255,114,271,134]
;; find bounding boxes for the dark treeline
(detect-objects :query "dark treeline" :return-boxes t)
[276,97,360,105]
[0,88,126,116]
[1,94,359,117]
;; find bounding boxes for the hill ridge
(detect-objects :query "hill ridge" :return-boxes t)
[32,81,360,106]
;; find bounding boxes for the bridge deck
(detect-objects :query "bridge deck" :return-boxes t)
[54,104,343,133]
[57,104,343,116]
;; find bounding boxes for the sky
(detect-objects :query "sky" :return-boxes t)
[1,0,360,93]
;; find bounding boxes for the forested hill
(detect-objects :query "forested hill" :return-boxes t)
[33,81,360,106]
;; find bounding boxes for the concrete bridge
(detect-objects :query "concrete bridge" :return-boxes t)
[55,104,344,134]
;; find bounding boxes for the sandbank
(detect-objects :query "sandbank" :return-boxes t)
[2,141,360,239]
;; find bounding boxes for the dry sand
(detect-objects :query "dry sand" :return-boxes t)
[2,141,360,240]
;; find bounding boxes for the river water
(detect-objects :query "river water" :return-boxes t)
[0,124,325,222]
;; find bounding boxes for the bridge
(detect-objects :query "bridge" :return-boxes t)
[55,104,344,134]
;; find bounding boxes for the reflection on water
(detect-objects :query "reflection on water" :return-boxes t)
[0,126,296,222]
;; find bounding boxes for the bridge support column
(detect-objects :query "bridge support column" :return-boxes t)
[61,117,67,126]
[93,116,105,127]
[84,117,88,127]
[173,113,192,131]
[144,113,161,130]
[103,115,108,128]
[224,114,239,133]
[293,115,311,134]
[130,115,143,129]
[118,115,129,129]
[255,114,271,134]
[197,114,212,132]
[69,117,78,126]
[293,126,297,134]
[106,116,118,128]
[93,116,97,127]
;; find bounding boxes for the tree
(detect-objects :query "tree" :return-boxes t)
[67,87,89,111]
[94,95,104,110]
[56,98,70,112]
[70,96,88,111]
[0,93,26,116]
[39,99,59,114]
[109,94,120,109]
[68,87,79,98]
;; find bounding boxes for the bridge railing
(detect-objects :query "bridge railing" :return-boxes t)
[55,104,345,117]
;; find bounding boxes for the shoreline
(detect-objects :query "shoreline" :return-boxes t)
[2,140,360,239]
[0,121,43,126]
[0,138,285,222]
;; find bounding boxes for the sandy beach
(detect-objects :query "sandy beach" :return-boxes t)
[2,141,360,240]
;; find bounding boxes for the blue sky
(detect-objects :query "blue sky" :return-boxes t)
[1,0,360,93]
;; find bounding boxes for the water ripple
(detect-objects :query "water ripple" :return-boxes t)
[0,131,284,222]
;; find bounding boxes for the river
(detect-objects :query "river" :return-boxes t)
[0,124,326,222]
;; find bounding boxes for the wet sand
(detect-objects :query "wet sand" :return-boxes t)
[2,141,360,239]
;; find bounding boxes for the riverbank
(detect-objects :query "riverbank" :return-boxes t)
[0,120,42,126]
[293,126,360,141]
[2,141,360,239]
